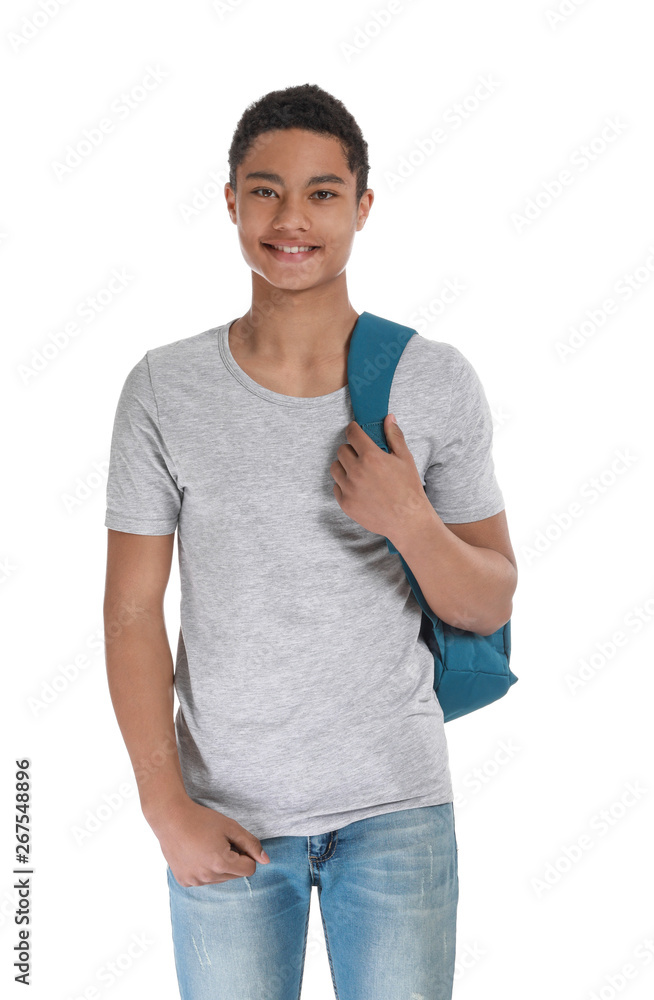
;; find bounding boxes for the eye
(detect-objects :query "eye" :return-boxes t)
[251,188,337,200]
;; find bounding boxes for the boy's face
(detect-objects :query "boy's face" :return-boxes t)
[225,127,373,293]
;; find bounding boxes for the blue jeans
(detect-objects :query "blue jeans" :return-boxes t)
[166,801,459,999]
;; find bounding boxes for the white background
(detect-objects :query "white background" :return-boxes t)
[2,0,653,997]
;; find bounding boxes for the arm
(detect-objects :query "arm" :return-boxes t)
[391,345,516,635]
[389,506,517,636]
[103,528,187,829]
[103,528,270,883]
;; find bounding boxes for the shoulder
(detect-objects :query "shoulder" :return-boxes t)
[400,332,465,369]
[145,324,222,373]
[393,331,469,396]
[114,325,225,413]
[389,330,494,443]
[135,323,230,403]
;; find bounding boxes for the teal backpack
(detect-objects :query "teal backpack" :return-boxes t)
[347,311,518,723]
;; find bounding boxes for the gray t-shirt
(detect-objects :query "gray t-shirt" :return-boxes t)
[104,317,505,839]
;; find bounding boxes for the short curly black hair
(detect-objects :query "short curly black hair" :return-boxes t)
[228,83,370,204]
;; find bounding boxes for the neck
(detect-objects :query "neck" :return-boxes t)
[233,274,359,367]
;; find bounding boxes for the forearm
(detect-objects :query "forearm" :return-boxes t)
[103,600,189,828]
[388,501,516,635]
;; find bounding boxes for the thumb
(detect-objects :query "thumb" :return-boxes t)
[385,413,406,451]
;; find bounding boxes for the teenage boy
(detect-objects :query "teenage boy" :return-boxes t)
[103,83,517,1000]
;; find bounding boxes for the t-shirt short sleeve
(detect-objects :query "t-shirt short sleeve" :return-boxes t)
[104,354,182,535]
[423,348,505,524]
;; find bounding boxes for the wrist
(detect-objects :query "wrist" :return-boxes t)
[387,493,442,554]
[141,788,192,831]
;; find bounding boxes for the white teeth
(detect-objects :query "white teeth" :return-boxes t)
[270,244,317,253]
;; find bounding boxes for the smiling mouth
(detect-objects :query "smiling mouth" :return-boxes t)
[262,243,321,255]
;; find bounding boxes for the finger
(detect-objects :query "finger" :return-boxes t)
[330,459,346,486]
[226,830,269,866]
[346,419,383,453]
[344,420,373,455]
[217,847,258,878]
[336,442,358,470]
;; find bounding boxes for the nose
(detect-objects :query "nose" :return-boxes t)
[270,192,312,231]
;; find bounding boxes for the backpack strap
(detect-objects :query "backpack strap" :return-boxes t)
[347,311,442,631]
[347,311,416,448]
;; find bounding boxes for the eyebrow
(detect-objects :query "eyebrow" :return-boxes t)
[244,171,348,187]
